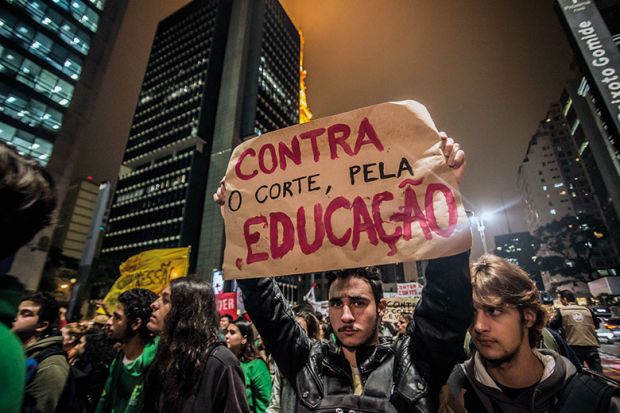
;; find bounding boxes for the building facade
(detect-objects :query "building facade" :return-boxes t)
[0,0,105,163]
[100,0,300,283]
[1,0,130,290]
[494,232,544,290]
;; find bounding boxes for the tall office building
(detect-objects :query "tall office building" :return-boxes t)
[1,0,129,290]
[517,103,597,230]
[494,232,544,290]
[560,82,620,258]
[0,0,105,163]
[553,0,620,258]
[100,0,300,278]
[518,101,617,292]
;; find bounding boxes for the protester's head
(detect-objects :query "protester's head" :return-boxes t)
[0,142,56,259]
[148,278,219,341]
[226,318,260,362]
[315,312,324,323]
[396,313,413,335]
[326,266,386,348]
[61,322,87,351]
[75,329,116,366]
[470,255,547,365]
[219,313,233,331]
[106,288,157,343]
[148,286,171,334]
[559,290,576,306]
[146,278,220,412]
[295,308,321,340]
[12,292,59,343]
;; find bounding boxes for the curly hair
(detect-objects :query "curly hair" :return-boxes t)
[0,142,56,259]
[80,329,117,367]
[326,266,384,305]
[117,288,157,340]
[146,278,219,412]
[471,254,547,348]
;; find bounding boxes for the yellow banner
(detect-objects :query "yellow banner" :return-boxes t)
[102,247,190,313]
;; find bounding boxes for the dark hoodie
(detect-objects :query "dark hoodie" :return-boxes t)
[443,349,620,413]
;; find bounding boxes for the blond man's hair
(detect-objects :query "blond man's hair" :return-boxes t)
[471,254,547,347]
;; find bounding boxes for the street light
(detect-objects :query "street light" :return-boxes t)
[466,210,493,255]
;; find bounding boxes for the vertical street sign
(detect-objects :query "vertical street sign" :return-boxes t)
[555,0,620,145]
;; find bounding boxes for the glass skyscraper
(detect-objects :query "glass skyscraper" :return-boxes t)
[0,0,104,164]
[100,0,300,276]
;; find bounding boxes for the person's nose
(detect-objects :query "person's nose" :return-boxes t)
[473,312,490,334]
[341,303,355,323]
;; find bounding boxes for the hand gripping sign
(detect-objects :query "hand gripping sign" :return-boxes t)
[222,100,472,279]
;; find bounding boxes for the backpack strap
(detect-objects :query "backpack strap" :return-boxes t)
[26,344,66,385]
[32,345,65,364]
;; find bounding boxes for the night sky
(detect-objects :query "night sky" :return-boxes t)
[73,0,574,257]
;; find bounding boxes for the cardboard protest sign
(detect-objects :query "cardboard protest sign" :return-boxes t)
[222,100,472,279]
[310,300,329,318]
[383,297,418,323]
[216,292,237,318]
[103,247,189,311]
[397,282,424,298]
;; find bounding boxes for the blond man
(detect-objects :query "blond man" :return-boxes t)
[440,255,619,413]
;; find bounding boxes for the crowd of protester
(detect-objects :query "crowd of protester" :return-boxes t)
[2,138,620,413]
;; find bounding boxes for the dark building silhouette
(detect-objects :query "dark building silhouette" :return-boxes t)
[555,0,620,263]
[100,0,300,279]
[494,232,544,290]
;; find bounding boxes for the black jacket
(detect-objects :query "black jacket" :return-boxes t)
[239,251,471,412]
[145,344,250,413]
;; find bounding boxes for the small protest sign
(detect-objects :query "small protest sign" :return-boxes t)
[216,292,237,318]
[397,282,424,298]
[383,297,418,323]
[221,100,471,279]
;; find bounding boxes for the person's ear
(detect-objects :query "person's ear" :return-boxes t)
[131,317,142,333]
[34,320,49,335]
[523,308,536,329]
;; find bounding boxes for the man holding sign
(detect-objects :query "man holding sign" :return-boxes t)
[215,101,472,412]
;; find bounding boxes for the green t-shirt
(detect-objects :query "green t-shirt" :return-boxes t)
[240,358,272,413]
[0,275,25,413]
[96,338,158,413]
[0,324,25,413]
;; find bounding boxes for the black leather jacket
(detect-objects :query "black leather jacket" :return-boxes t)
[238,251,471,412]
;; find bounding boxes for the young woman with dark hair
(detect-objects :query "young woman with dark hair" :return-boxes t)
[145,278,249,413]
[226,318,272,413]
